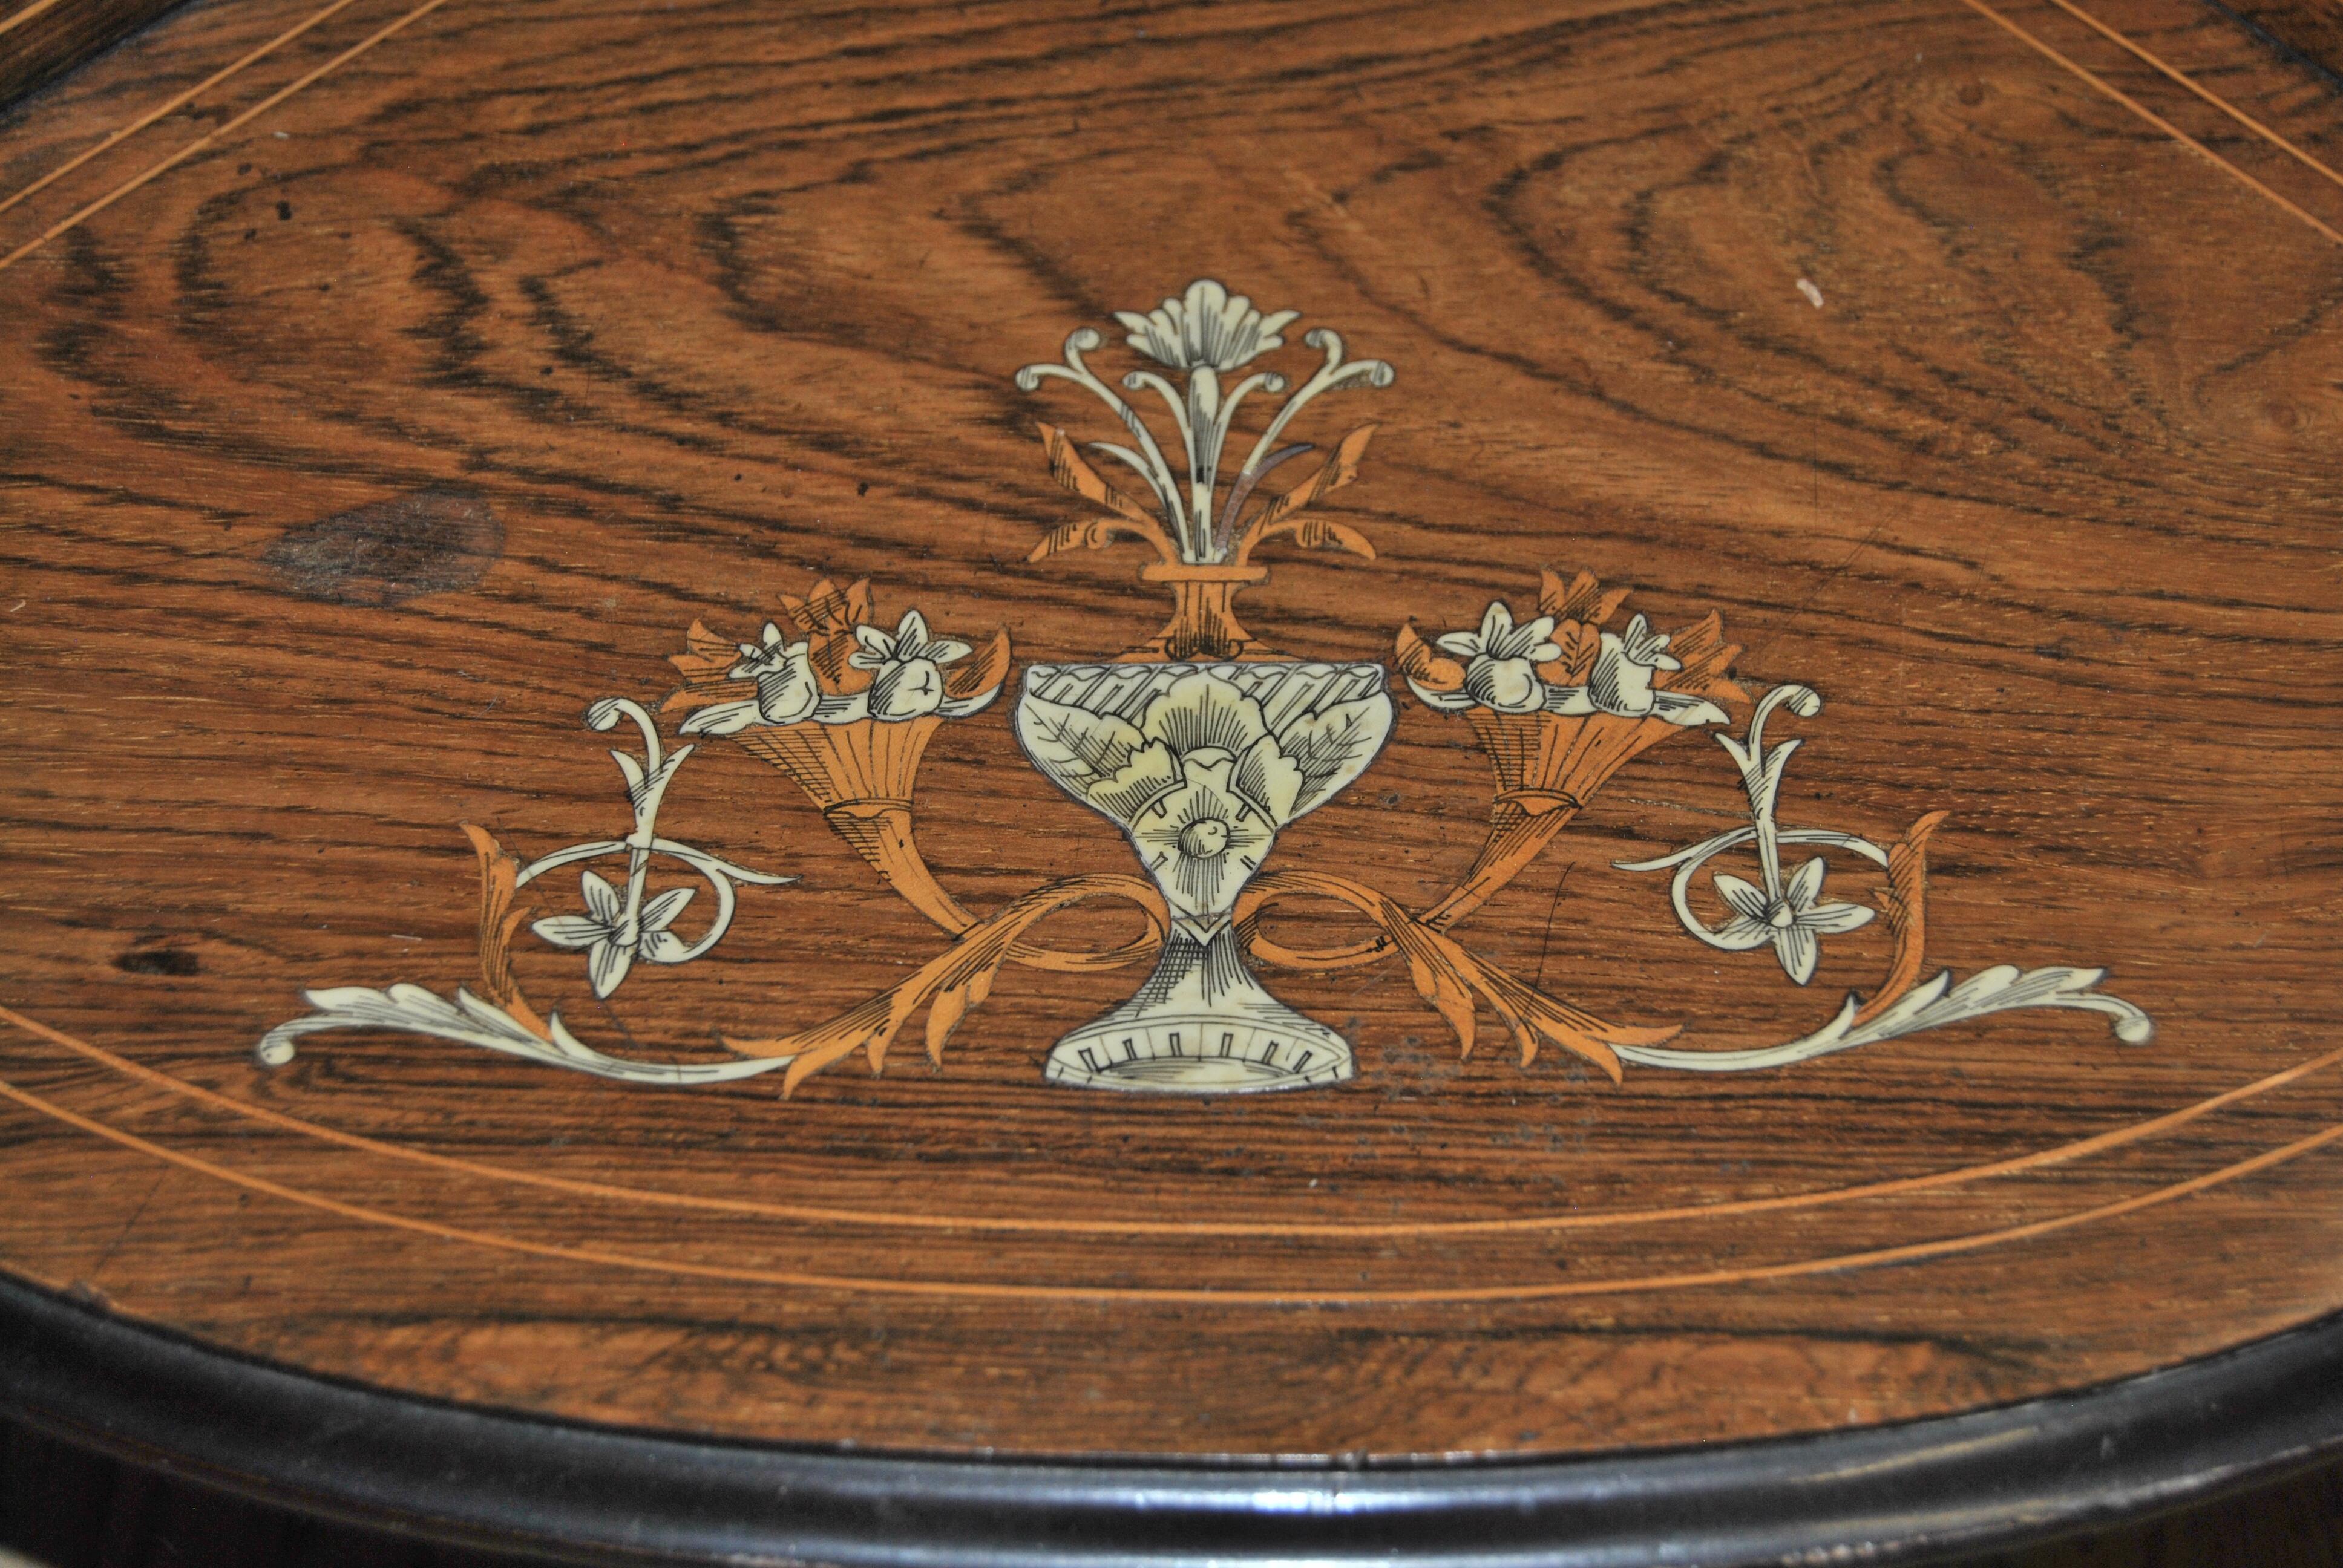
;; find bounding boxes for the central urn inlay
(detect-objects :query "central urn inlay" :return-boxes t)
[1015,661,1393,1093]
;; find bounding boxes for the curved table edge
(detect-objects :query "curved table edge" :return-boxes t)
[2,1272,2341,1567]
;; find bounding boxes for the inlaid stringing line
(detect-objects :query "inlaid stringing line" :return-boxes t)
[1956,0,2343,249]
[0,0,375,224]
[3,0,2330,273]
[2045,0,2343,195]
[0,0,66,41]
[0,0,452,274]
[2,1002,2338,1244]
[1,1060,2338,1305]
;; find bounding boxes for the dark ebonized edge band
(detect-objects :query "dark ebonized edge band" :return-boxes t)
[3,1272,2342,1567]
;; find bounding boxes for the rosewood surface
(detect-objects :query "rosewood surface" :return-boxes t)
[1,0,2342,1535]
[0,0,194,108]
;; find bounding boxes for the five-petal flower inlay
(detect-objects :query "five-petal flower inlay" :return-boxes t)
[532,869,701,998]
[1708,856,1876,985]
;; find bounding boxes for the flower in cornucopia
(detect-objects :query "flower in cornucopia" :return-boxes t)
[737,625,821,723]
[677,587,997,737]
[1408,592,1724,730]
[1435,600,1563,713]
[662,580,1009,931]
[1395,570,1745,919]
[1582,614,1679,717]
[672,622,821,734]
[848,609,975,722]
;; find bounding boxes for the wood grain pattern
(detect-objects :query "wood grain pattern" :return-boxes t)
[0,0,195,109]
[1,0,2342,1467]
[2214,0,2343,86]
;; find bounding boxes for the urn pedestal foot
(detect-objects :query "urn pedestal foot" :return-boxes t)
[1041,925,1354,1094]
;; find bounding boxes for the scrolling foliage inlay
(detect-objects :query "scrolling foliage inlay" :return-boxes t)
[260,279,2149,1098]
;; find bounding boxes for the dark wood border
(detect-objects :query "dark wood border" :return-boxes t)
[2,1273,2340,1567]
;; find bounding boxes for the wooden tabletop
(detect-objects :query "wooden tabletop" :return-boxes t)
[2,0,2342,1559]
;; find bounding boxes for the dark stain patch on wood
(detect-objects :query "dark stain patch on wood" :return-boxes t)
[114,939,198,977]
[262,489,502,607]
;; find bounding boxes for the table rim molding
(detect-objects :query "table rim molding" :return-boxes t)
[2,1272,2340,1567]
